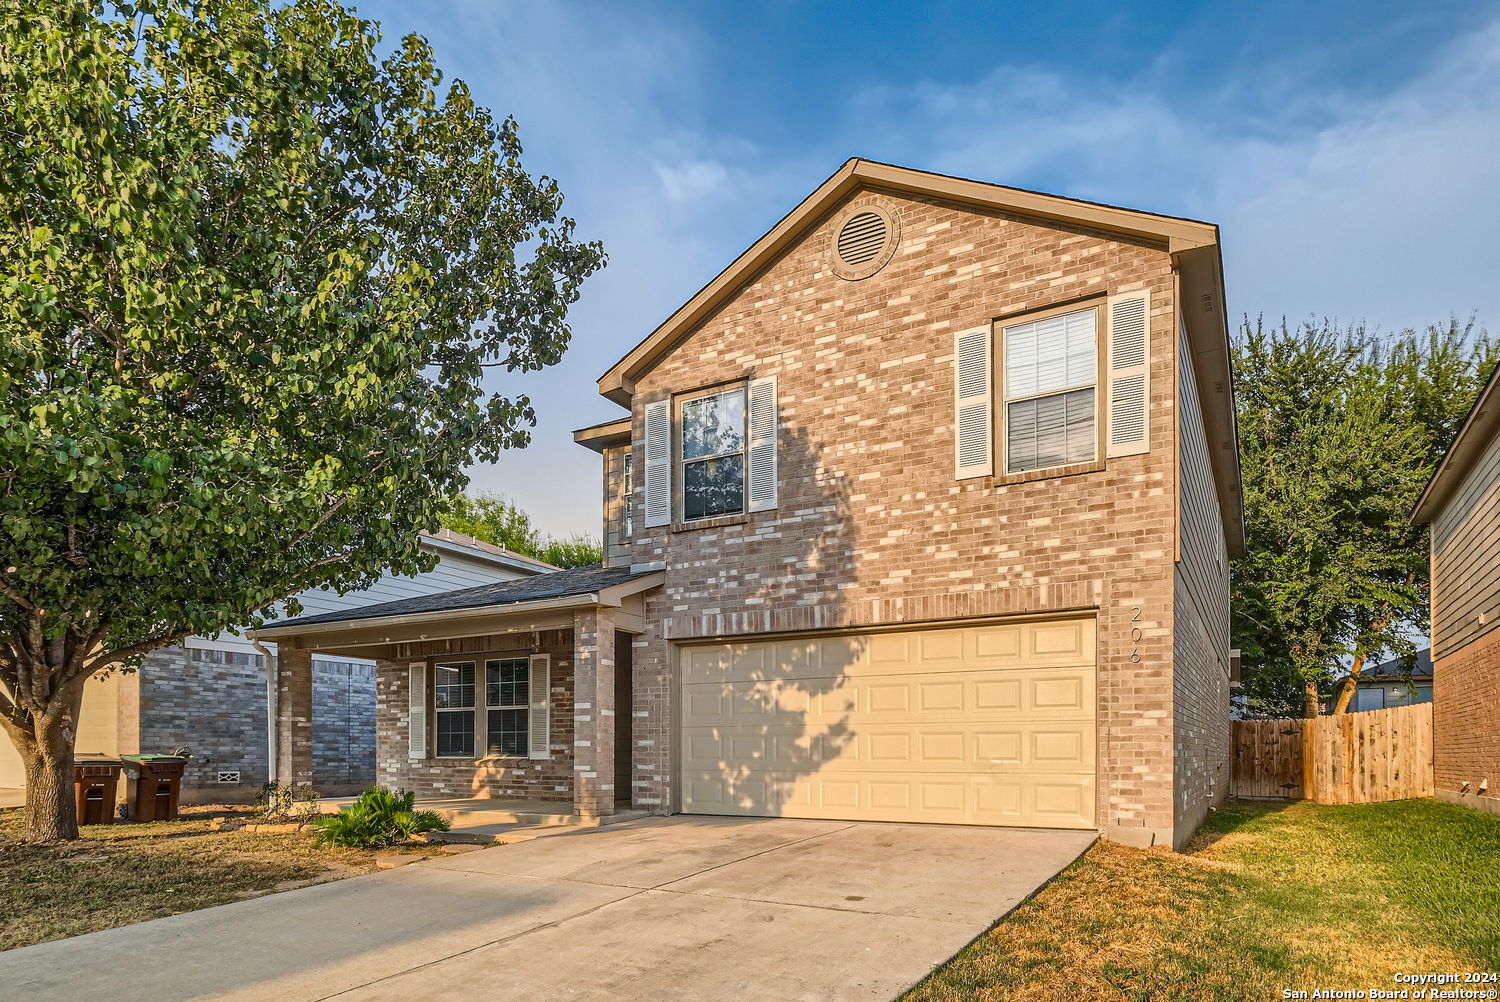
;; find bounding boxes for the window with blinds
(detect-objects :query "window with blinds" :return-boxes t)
[1001,307,1098,474]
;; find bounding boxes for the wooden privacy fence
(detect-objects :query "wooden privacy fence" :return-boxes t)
[1230,702,1434,804]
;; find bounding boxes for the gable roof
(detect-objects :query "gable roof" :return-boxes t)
[595,157,1244,556]
[1412,360,1500,524]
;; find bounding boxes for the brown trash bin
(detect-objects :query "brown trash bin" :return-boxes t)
[120,755,187,822]
[73,758,123,825]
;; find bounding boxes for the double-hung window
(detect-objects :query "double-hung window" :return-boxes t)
[433,660,476,758]
[485,657,530,757]
[432,655,538,759]
[679,387,746,520]
[1001,307,1098,473]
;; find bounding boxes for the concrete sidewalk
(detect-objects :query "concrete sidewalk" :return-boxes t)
[0,816,1094,1002]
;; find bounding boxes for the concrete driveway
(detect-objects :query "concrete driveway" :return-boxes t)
[0,816,1093,1002]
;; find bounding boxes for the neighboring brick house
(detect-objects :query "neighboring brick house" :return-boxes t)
[0,530,551,802]
[258,160,1243,850]
[1412,361,1500,817]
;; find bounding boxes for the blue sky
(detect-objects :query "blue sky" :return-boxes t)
[354,0,1500,539]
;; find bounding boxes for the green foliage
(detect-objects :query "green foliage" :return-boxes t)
[310,786,449,848]
[1232,317,1497,716]
[441,491,602,568]
[0,0,602,836]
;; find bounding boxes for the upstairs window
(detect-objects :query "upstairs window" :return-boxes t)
[1001,307,1098,474]
[679,387,746,520]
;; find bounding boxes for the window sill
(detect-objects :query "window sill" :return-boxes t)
[475,755,534,764]
[670,513,750,533]
[989,459,1104,487]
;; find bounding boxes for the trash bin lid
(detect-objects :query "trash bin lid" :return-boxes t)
[120,754,187,763]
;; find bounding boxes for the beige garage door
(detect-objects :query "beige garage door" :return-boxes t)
[679,617,1096,829]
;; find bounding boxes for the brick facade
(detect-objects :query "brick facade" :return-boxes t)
[1433,625,1500,813]
[615,185,1226,847]
[136,644,374,801]
[372,629,576,800]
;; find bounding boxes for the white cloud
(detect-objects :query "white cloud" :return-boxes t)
[655,159,731,202]
[841,16,1500,334]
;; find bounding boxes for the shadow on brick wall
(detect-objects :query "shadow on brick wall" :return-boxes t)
[679,419,866,818]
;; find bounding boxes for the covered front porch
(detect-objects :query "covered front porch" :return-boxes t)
[252,565,663,821]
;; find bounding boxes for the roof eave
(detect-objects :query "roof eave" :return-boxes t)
[249,572,665,641]
[1411,360,1500,524]
[1175,241,1247,558]
[420,534,555,575]
[573,416,632,454]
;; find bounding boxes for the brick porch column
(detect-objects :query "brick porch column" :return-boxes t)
[572,607,617,817]
[275,646,314,788]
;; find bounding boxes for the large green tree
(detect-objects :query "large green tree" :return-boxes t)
[1232,318,1495,718]
[0,0,603,839]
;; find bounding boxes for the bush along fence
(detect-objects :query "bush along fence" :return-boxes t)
[1231,702,1434,804]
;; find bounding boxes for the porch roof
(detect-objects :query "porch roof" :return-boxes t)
[251,564,662,648]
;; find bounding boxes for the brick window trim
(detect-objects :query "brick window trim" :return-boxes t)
[670,512,750,534]
[988,458,1106,488]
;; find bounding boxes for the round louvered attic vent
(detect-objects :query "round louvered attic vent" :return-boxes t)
[829,201,900,280]
[837,212,887,266]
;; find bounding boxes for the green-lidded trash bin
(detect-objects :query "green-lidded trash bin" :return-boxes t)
[120,755,187,822]
[73,757,123,825]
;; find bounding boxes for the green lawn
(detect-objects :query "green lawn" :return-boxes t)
[0,805,424,950]
[904,798,1500,1002]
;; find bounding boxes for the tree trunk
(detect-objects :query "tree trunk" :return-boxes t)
[22,709,80,841]
[1302,679,1323,719]
[1331,651,1371,715]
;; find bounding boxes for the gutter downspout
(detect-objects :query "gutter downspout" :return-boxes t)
[251,636,278,785]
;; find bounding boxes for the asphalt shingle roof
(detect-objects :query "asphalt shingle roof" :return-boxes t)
[271,564,659,630]
[1362,648,1434,680]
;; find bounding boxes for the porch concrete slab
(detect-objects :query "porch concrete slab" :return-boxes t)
[425,814,853,888]
[660,821,1098,925]
[0,816,1094,1002]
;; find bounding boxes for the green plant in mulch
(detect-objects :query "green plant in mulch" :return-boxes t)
[310,787,449,849]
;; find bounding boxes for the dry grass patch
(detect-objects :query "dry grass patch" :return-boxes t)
[904,798,1500,1002]
[0,804,430,950]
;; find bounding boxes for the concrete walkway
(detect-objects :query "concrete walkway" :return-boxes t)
[0,816,1094,1002]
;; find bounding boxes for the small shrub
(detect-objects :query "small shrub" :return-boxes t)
[310,786,449,849]
[255,782,321,822]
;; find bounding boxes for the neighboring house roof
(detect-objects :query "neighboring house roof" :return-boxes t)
[590,157,1244,556]
[1412,360,1500,523]
[256,564,660,633]
[419,528,557,575]
[1359,649,1434,683]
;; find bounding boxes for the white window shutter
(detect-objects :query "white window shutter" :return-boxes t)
[528,654,551,760]
[1107,290,1151,457]
[643,400,671,527]
[746,376,778,512]
[953,325,993,479]
[407,662,426,759]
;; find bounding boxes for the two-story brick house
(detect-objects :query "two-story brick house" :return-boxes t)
[257,159,1242,850]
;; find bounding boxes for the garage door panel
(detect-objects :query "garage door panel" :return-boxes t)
[680,618,1096,829]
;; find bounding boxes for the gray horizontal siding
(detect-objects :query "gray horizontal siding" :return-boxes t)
[1432,428,1500,658]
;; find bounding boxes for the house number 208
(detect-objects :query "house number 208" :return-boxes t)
[1129,607,1143,663]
